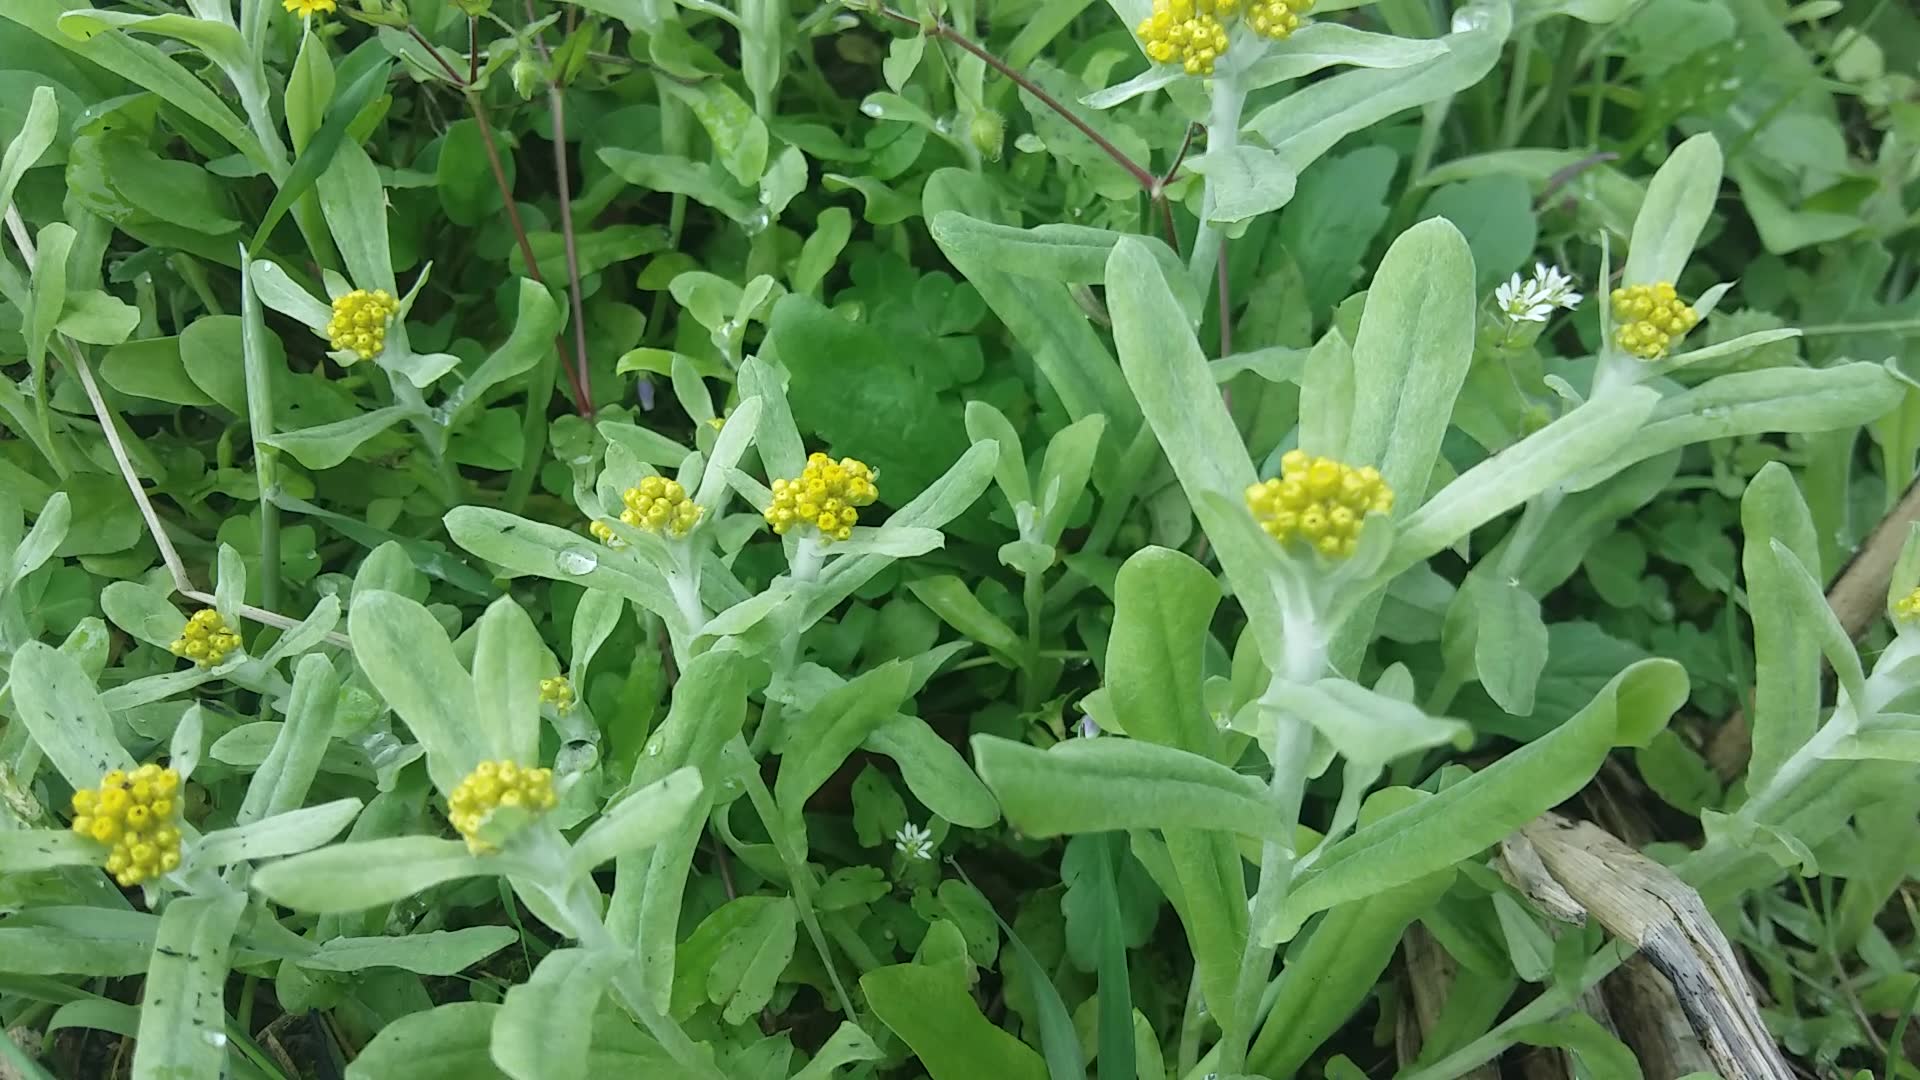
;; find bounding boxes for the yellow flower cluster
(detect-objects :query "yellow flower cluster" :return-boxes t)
[539,675,575,712]
[171,609,241,667]
[327,287,399,361]
[1247,0,1313,38]
[448,760,558,855]
[765,453,878,542]
[1896,586,1920,621]
[1245,449,1393,559]
[283,0,336,14]
[1137,0,1233,75]
[620,476,703,537]
[71,765,183,888]
[1610,282,1698,360]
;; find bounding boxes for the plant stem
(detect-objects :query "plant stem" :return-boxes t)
[1189,76,1246,292]
[239,254,282,613]
[1497,23,1533,149]
[1216,242,1232,358]
[1021,570,1045,710]
[546,84,596,414]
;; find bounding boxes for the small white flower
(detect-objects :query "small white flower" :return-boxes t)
[894,822,935,861]
[1496,263,1582,325]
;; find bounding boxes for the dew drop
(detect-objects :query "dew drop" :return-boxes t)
[860,101,885,118]
[741,208,772,235]
[555,546,599,576]
[203,1032,228,1048]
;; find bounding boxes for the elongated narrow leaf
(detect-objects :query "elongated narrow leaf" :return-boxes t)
[973,736,1282,838]
[252,836,492,913]
[0,829,98,872]
[791,1021,884,1080]
[1274,659,1687,938]
[864,714,1000,828]
[302,926,518,974]
[444,506,681,631]
[130,891,245,1080]
[251,42,391,254]
[1771,538,1866,710]
[1742,463,1821,789]
[492,948,623,1080]
[777,662,914,813]
[194,798,362,868]
[471,596,544,767]
[568,767,703,875]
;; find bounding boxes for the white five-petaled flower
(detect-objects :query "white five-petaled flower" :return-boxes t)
[894,822,935,861]
[1495,262,1583,324]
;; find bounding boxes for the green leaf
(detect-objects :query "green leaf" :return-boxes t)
[130,891,245,1080]
[443,279,565,422]
[973,736,1283,838]
[1276,147,1398,316]
[1187,145,1297,224]
[316,139,396,293]
[193,799,362,868]
[791,1021,884,1080]
[964,399,1031,509]
[8,490,69,586]
[1341,217,1476,505]
[708,897,797,1025]
[255,44,390,255]
[1105,238,1282,653]
[24,221,73,370]
[1417,174,1538,292]
[349,591,482,795]
[1621,133,1721,288]
[1742,462,1821,789]
[1445,575,1550,716]
[1107,545,1222,752]
[493,948,622,1080]
[884,34,926,93]
[822,171,917,225]
[1268,679,1471,770]
[598,149,760,223]
[100,581,186,648]
[471,596,545,768]
[1241,22,1450,89]
[862,962,1049,1080]
[1387,388,1660,572]
[1246,2,1510,174]
[343,1003,510,1080]
[864,715,1000,828]
[906,577,1022,658]
[777,662,914,814]
[0,829,98,873]
[1036,415,1105,545]
[55,289,138,346]
[287,26,333,154]
[264,405,412,470]
[99,336,217,407]
[1634,729,1721,815]
[1248,867,1454,1076]
[8,640,134,789]
[568,767,703,875]
[1771,538,1866,710]
[301,927,518,975]
[1274,659,1688,939]
[1510,1014,1644,1079]
[661,78,769,187]
[0,85,56,222]
[251,836,492,913]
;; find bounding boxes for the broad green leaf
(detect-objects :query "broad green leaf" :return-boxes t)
[54,289,138,345]
[99,336,218,407]
[1387,388,1660,572]
[0,829,97,873]
[9,640,134,789]
[442,279,565,422]
[1274,659,1687,938]
[252,836,492,913]
[1248,867,1454,1076]
[1267,679,1470,769]
[598,149,761,223]
[1621,133,1720,288]
[706,897,797,1025]
[1036,415,1105,545]
[1187,145,1297,223]
[1443,575,1550,716]
[740,0,782,114]
[1510,1014,1644,1079]
[862,962,1049,1080]
[864,715,1000,828]
[790,1021,884,1080]
[349,591,482,795]
[0,908,157,975]
[343,1003,510,1080]
[1742,463,1821,790]
[598,420,694,470]
[316,140,396,293]
[1342,217,1476,506]
[287,26,333,154]
[194,798,362,868]
[25,222,73,370]
[215,543,246,628]
[259,595,343,667]
[248,260,332,330]
[906,577,1021,657]
[130,891,245,1080]
[264,405,412,470]
[973,736,1282,838]
[661,78,768,187]
[1107,547,1222,754]
[568,767,703,875]
[777,662,914,814]
[493,948,622,1080]
[302,926,518,975]
[471,596,544,767]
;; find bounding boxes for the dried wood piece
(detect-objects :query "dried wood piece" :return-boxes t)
[1522,812,1794,1080]
[1499,833,1588,927]
[1606,953,1718,1080]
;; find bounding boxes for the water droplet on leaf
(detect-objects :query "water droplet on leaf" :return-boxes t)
[555,547,598,576]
